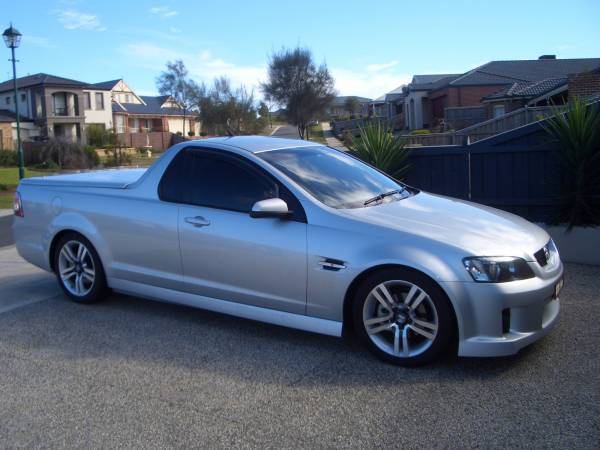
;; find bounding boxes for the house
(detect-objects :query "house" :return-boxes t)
[366,85,407,123]
[327,96,372,118]
[481,77,568,118]
[0,109,35,150]
[368,95,388,118]
[403,74,460,130]
[429,56,600,129]
[0,73,112,144]
[92,79,200,136]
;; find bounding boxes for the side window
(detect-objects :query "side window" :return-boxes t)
[160,149,277,213]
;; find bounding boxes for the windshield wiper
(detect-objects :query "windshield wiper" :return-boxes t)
[363,189,404,206]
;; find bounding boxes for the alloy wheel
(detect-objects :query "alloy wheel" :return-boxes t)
[58,240,96,297]
[362,280,439,358]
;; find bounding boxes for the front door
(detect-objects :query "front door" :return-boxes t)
[159,147,307,314]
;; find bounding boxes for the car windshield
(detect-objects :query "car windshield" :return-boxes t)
[258,146,412,209]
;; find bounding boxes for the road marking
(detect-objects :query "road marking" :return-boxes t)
[269,125,282,136]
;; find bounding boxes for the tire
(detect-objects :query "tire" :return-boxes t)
[352,267,454,366]
[53,232,108,304]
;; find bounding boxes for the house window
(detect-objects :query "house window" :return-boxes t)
[115,115,126,133]
[493,105,506,118]
[84,92,91,110]
[6,96,10,105]
[95,92,104,110]
[20,93,26,102]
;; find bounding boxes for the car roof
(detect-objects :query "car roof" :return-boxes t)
[191,136,322,153]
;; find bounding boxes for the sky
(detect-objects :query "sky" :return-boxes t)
[4,0,600,100]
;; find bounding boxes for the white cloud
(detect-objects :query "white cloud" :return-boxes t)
[58,10,105,30]
[120,43,266,94]
[169,27,182,34]
[120,42,409,99]
[365,60,399,72]
[150,6,179,18]
[331,67,411,99]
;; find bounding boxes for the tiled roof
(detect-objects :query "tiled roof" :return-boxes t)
[0,109,33,122]
[412,74,457,84]
[483,77,568,101]
[113,95,197,117]
[330,96,372,106]
[0,73,92,93]
[90,79,121,90]
[409,74,460,91]
[451,58,600,86]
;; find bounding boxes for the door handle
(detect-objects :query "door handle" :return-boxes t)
[184,216,211,227]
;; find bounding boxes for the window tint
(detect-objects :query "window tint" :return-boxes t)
[160,149,278,213]
[258,146,410,209]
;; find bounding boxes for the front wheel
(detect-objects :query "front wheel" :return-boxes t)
[353,268,455,366]
[54,232,108,304]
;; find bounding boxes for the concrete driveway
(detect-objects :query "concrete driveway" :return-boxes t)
[1,245,599,448]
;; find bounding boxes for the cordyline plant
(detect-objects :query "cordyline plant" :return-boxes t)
[347,123,411,180]
[542,98,600,229]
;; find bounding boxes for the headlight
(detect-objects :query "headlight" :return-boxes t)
[462,257,535,282]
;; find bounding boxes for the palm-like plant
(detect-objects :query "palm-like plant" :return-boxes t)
[347,123,410,180]
[542,98,600,228]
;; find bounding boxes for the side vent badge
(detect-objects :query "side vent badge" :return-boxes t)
[318,257,347,271]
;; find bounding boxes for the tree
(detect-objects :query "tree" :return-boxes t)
[258,101,270,127]
[156,60,198,136]
[194,77,262,135]
[344,96,361,117]
[261,47,336,139]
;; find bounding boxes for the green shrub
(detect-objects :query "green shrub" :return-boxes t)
[87,125,117,148]
[0,183,7,191]
[104,148,132,167]
[31,160,60,170]
[200,131,208,137]
[542,98,600,228]
[83,145,100,167]
[37,139,99,170]
[347,123,410,180]
[0,150,17,166]
[410,129,431,135]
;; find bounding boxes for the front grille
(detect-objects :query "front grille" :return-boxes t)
[534,247,548,267]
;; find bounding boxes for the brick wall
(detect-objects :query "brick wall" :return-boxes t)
[448,85,508,107]
[117,131,175,151]
[568,71,600,99]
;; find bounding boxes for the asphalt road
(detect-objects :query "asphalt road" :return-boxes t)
[271,124,301,139]
[0,245,599,448]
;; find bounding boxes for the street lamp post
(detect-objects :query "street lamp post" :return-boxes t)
[2,24,24,180]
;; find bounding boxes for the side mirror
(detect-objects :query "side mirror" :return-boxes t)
[250,198,292,219]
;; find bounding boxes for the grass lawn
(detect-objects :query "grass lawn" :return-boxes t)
[307,123,328,145]
[0,167,55,209]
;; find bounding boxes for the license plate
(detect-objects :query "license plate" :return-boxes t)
[554,278,564,299]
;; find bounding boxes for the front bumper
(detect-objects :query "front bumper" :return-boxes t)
[441,263,563,357]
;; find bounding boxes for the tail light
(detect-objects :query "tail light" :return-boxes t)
[13,192,24,217]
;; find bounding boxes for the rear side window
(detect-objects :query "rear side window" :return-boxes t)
[159,148,305,221]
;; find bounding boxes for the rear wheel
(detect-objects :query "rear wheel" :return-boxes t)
[54,232,108,304]
[353,268,454,366]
